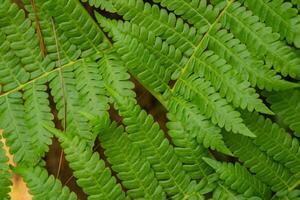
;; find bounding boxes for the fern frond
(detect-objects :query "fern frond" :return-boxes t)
[99,28,170,93]
[73,60,109,115]
[189,49,272,114]
[224,132,298,192]
[97,16,187,81]
[240,0,300,47]
[153,0,221,30]
[49,65,92,144]
[42,0,110,58]
[98,50,136,100]
[81,0,116,12]
[167,112,215,179]
[206,26,298,91]
[23,0,82,65]
[0,30,29,93]
[203,158,272,198]
[15,166,78,200]
[0,2,40,93]
[107,0,202,56]
[97,13,188,94]
[107,90,194,199]
[49,59,109,145]
[222,2,300,78]
[98,120,166,199]
[242,111,300,174]
[152,0,298,88]
[0,0,49,77]
[274,189,300,200]
[23,78,54,161]
[0,139,11,200]
[179,174,219,199]
[173,73,254,137]
[167,95,231,155]
[47,126,127,200]
[266,89,300,137]
[212,182,262,200]
[0,92,40,165]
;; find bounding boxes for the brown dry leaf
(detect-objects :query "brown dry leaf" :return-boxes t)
[0,129,32,200]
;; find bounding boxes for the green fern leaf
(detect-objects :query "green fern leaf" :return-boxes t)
[167,96,231,155]
[274,189,300,200]
[212,182,262,200]
[266,89,300,137]
[14,166,78,200]
[96,16,175,93]
[242,111,300,174]
[222,1,300,79]
[153,0,221,30]
[0,0,49,77]
[81,0,117,12]
[49,65,94,144]
[167,112,215,179]
[0,92,41,165]
[224,132,298,192]
[107,90,194,199]
[206,26,298,91]
[49,59,109,145]
[172,73,254,137]
[203,158,271,198]
[187,49,272,114]
[0,1,43,93]
[97,120,166,199]
[108,0,203,56]
[43,0,110,58]
[0,139,11,200]
[1,0,300,199]
[152,0,299,89]
[98,51,136,100]
[97,16,187,82]
[23,79,54,161]
[240,0,300,47]
[47,126,127,200]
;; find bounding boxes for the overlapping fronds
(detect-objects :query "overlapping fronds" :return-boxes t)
[0,0,46,93]
[240,0,300,47]
[0,79,54,165]
[1,0,300,199]
[167,112,216,179]
[224,132,299,192]
[47,126,127,200]
[204,158,272,198]
[242,111,300,174]
[82,0,116,12]
[172,73,254,136]
[167,95,231,155]
[14,166,78,200]
[107,90,195,199]
[222,1,300,78]
[212,182,261,200]
[266,89,300,137]
[97,119,166,199]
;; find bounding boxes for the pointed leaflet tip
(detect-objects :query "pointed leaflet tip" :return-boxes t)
[256,105,274,115]
[219,146,233,156]
[202,157,221,170]
[294,34,300,48]
[238,125,256,138]
[43,124,63,138]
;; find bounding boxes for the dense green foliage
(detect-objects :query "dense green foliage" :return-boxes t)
[0,0,300,199]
